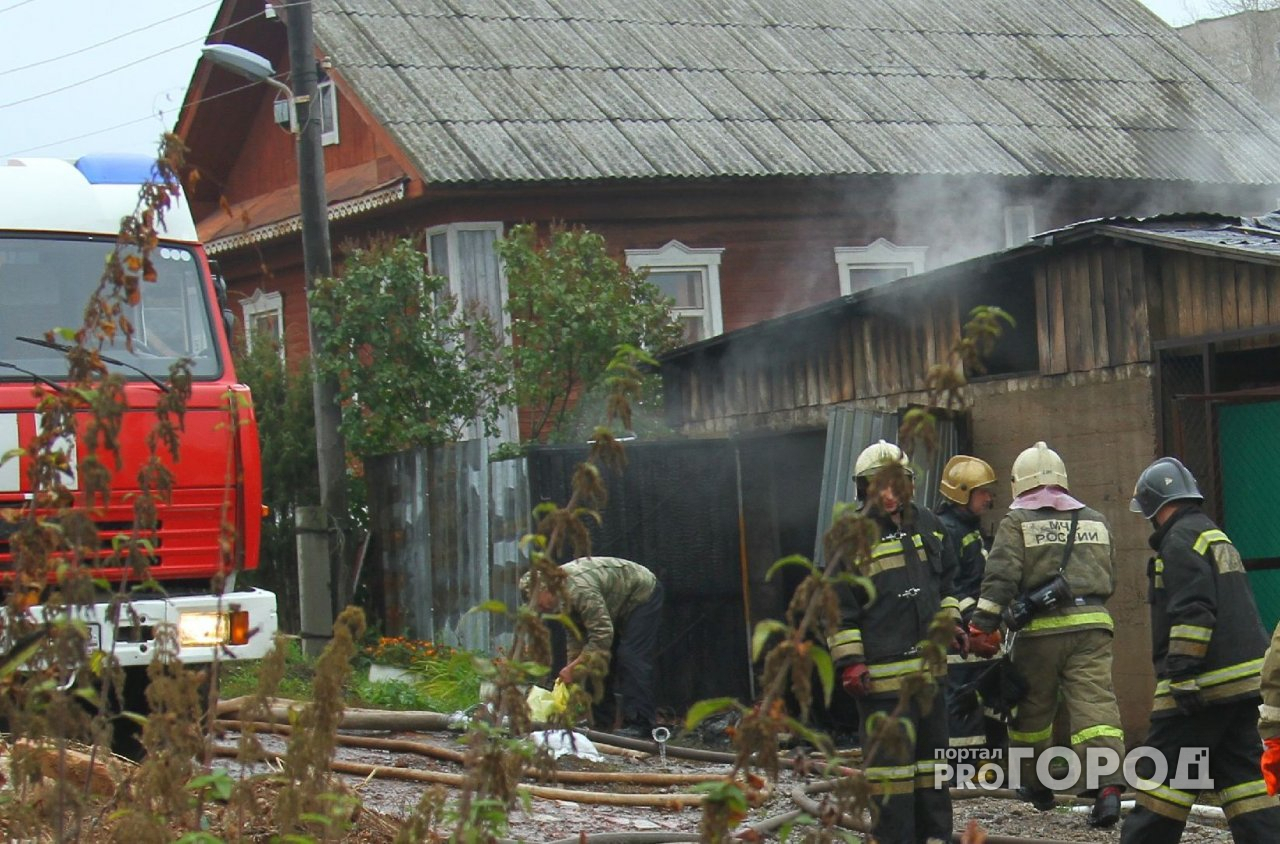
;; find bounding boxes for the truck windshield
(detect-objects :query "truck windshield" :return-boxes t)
[0,235,221,380]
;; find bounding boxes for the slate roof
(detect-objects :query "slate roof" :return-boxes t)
[310,0,1280,185]
[1044,211,1280,260]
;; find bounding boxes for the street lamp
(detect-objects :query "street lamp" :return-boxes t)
[203,23,349,653]
[200,44,297,134]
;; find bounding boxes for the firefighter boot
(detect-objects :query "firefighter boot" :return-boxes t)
[1016,784,1055,811]
[1088,785,1123,828]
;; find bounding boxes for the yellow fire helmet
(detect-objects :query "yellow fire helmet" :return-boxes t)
[1010,441,1068,498]
[939,454,996,505]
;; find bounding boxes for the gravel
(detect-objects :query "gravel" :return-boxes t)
[212,728,1236,842]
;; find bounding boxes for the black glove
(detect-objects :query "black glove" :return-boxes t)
[1169,679,1206,716]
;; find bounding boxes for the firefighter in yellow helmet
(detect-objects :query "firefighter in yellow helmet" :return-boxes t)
[1121,457,1280,842]
[826,439,959,842]
[967,442,1126,828]
[936,455,1006,758]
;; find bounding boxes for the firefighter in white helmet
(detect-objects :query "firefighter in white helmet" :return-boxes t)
[936,455,1006,758]
[827,439,959,842]
[967,441,1126,828]
[1122,457,1280,842]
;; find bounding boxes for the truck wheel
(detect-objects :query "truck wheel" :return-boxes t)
[109,666,150,762]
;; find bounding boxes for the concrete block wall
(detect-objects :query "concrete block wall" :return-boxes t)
[968,367,1158,744]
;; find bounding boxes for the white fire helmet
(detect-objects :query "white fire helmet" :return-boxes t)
[854,439,911,480]
[1010,441,1068,498]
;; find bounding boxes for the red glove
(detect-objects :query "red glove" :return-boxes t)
[967,623,1002,658]
[1262,737,1280,796]
[951,624,970,659]
[841,663,872,697]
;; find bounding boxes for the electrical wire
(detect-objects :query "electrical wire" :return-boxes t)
[0,1,308,156]
[0,1,220,77]
[0,0,37,14]
[0,1,304,111]
[1,77,261,157]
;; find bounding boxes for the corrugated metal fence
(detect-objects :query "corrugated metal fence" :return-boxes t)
[364,439,529,652]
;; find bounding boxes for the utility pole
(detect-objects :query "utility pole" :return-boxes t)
[286,0,351,619]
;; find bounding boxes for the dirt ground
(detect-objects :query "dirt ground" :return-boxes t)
[211,726,1237,843]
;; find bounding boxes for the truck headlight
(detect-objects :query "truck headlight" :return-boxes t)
[178,610,251,647]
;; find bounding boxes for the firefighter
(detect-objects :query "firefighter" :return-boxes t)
[523,556,664,738]
[827,439,959,843]
[966,441,1126,828]
[1262,622,1280,795]
[936,455,1006,758]
[1120,457,1280,842]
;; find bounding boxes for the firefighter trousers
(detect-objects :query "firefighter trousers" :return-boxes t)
[855,686,952,843]
[946,657,1001,753]
[1120,699,1280,843]
[1008,628,1125,794]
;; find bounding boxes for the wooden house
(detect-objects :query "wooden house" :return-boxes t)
[176,0,1280,445]
[659,211,1280,737]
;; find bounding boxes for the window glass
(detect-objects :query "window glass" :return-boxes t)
[0,236,221,379]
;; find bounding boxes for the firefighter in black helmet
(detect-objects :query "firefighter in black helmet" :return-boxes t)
[1120,457,1280,842]
[936,455,1006,759]
[826,440,959,843]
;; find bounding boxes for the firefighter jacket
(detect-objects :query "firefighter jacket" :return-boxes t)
[1260,621,1280,740]
[1145,506,1268,718]
[936,502,987,620]
[972,504,1115,638]
[560,557,658,666]
[827,503,960,696]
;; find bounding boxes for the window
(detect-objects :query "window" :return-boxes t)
[427,222,514,441]
[834,239,927,296]
[271,77,337,144]
[1004,205,1036,248]
[625,241,724,343]
[427,223,507,329]
[318,77,339,146]
[241,289,283,355]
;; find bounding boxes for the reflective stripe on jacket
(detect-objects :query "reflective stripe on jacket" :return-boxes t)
[827,503,958,693]
[973,504,1115,637]
[1145,507,1268,717]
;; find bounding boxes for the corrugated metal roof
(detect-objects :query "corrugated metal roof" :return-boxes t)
[316,0,1280,184]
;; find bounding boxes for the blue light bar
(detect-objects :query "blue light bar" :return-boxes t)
[74,154,160,185]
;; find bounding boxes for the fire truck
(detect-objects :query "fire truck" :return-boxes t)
[0,154,278,733]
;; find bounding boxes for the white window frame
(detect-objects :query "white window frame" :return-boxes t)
[426,222,509,333]
[318,77,339,146]
[426,221,514,442]
[1004,205,1036,248]
[625,240,724,341]
[240,289,283,356]
[833,238,927,296]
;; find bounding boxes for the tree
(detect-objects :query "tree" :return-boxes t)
[500,223,683,443]
[1180,2,1280,111]
[233,336,317,631]
[309,236,509,456]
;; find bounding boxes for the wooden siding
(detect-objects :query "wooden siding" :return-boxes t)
[668,294,961,428]
[1150,251,1280,345]
[1034,243,1149,375]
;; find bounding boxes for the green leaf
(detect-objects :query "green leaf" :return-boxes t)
[810,646,835,705]
[468,600,510,615]
[751,619,789,661]
[684,696,743,731]
[765,554,816,581]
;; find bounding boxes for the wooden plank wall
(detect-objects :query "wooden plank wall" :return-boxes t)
[1035,243,1149,374]
[1153,251,1280,345]
[672,295,961,426]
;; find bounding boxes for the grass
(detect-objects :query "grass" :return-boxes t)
[217,636,483,712]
